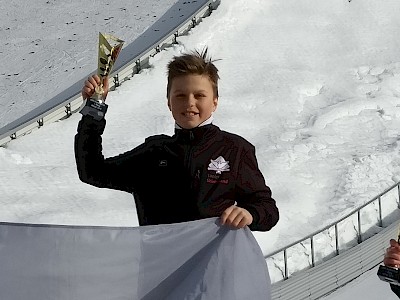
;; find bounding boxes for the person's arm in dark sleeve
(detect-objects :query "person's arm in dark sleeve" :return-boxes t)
[236,145,279,231]
[74,115,136,193]
[390,284,400,298]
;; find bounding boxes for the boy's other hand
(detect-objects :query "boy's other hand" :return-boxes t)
[82,75,109,101]
[384,239,400,268]
[220,205,253,229]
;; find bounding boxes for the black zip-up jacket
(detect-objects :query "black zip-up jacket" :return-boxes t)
[74,116,279,231]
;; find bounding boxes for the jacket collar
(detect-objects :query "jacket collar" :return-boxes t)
[174,119,218,145]
[174,115,214,130]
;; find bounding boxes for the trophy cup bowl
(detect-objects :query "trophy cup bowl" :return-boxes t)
[80,33,124,120]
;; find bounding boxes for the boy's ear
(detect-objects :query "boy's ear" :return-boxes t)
[213,97,218,111]
[167,98,172,111]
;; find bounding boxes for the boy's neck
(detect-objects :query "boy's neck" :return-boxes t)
[175,115,214,130]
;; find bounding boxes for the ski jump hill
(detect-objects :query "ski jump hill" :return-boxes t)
[0,0,399,299]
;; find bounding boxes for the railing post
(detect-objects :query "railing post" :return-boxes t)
[113,74,120,88]
[191,17,197,28]
[135,59,141,74]
[208,3,213,14]
[357,210,362,243]
[284,249,288,280]
[173,31,179,44]
[378,197,383,227]
[65,103,72,117]
[310,236,315,267]
[335,224,339,255]
[398,184,400,209]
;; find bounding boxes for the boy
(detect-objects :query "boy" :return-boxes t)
[75,49,279,231]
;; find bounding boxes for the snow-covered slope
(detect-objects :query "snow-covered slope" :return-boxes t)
[1,0,400,296]
[0,0,178,128]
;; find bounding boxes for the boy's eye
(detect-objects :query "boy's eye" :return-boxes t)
[195,94,206,98]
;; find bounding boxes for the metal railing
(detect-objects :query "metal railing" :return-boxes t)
[266,181,400,283]
[0,0,221,147]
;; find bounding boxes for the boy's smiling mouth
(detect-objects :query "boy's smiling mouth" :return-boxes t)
[184,111,199,117]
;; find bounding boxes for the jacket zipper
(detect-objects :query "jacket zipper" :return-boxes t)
[192,169,201,191]
[184,131,200,190]
[183,131,195,171]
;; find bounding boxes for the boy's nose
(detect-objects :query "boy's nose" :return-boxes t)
[187,95,196,106]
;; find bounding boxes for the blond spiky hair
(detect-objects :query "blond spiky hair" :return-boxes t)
[166,47,220,98]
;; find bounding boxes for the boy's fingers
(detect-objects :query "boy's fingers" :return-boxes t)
[390,239,400,248]
[82,86,92,99]
[237,218,249,229]
[84,81,95,91]
[231,214,246,228]
[384,257,400,267]
[86,75,102,91]
[93,74,101,85]
[387,248,400,260]
[87,76,96,87]
[220,205,235,225]
[82,75,104,100]
[221,206,253,228]
[82,81,95,99]
[82,87,90,95]
[384,241,400,268]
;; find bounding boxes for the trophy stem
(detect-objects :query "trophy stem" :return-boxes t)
[92,85,105,102]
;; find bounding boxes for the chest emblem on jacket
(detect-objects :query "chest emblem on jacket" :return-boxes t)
[208,156,230,174]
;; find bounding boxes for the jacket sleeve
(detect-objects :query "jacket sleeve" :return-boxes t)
[236,145,279,232]
[74,115,139,193]
[391,284,400,298]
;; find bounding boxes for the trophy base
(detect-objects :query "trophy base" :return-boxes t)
[377,265,400,286]
[80,98,108,121]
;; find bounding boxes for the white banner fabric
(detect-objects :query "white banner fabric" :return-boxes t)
[0,217,271,300]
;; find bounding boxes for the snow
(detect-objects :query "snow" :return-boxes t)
[0,0,179,128]
[1,0,400,298]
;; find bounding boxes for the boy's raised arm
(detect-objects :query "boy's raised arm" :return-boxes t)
[74,75,135,193]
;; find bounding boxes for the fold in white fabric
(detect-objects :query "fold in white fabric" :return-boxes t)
[0,217,271,300]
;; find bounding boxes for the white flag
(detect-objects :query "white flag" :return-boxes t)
[0,218,271,300]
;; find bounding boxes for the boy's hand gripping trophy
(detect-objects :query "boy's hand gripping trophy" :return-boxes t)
[80,32,124,120]
[377,226,400,286]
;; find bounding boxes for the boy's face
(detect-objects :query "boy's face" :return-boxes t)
[168,74,218,129]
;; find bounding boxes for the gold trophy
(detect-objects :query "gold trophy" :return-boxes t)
[80,32,124,120]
